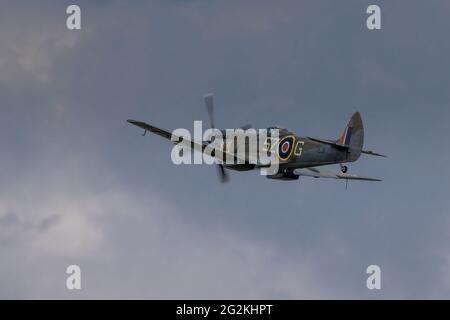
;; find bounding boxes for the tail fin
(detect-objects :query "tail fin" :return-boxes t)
[337,112,364,161]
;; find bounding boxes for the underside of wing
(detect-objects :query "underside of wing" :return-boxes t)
[127,120,173,140]
[293,167,381,181]
[127,119,248,164]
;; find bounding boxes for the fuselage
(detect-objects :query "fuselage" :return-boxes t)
[220,130,355,172]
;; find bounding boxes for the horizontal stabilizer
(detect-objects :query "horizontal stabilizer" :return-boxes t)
[361,149,387,157]
[307,136,349,149]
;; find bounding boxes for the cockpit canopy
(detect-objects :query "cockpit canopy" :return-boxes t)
[266,126,289,135]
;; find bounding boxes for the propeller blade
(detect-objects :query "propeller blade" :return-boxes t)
[204,93,229,183]
[216,164,230,183]
[204,93,215,129]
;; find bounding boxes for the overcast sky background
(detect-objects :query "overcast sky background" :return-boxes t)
[1,0,450,299]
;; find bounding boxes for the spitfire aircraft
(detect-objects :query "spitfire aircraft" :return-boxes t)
[127,94,385,184]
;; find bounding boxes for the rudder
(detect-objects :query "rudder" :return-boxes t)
[337,112,364,161]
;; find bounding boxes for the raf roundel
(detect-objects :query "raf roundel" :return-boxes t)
[278,136,295,160]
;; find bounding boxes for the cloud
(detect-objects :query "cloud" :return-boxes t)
[0,154,328,299]
[173,0,299,38]
[0,4,89,87]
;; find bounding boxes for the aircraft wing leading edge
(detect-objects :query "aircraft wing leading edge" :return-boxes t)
[127,119,249,164]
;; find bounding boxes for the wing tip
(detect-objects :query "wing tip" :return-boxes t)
[127,119,148,128]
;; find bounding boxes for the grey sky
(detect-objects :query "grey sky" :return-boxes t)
[1,0,450,299]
